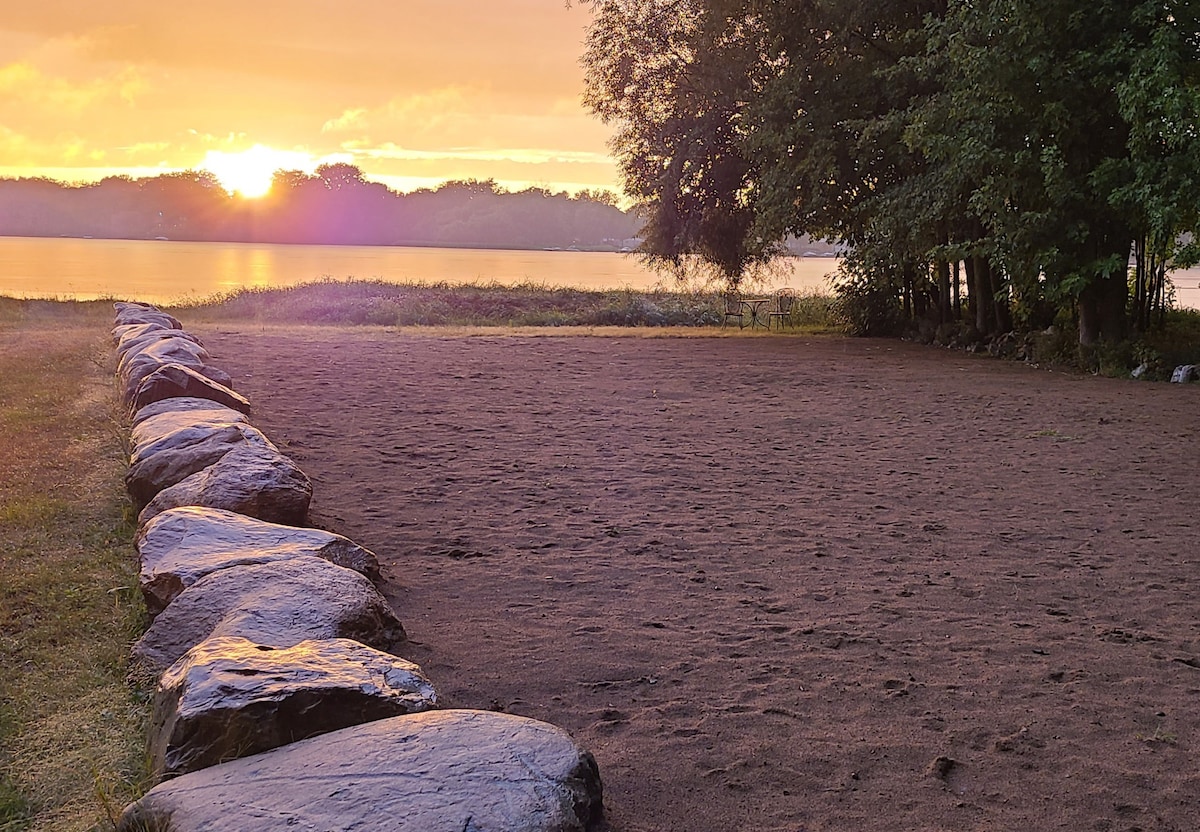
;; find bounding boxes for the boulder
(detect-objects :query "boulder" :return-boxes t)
[112,321,171,346]
[113,303,183,330]
[137,506,381,615]
[130,363,251,415]
[131,397,249,429]
[150,636,437,778]
[131,556,405,675]
[114,300,162,315]
[1171,364,1196,383]
[118,335,210,378]
[126,423,278,509]
[123,348,232,403]
[131,419,268,468]
[130,407,250,454]
[137,442,312,528]
[116,328,204,359]
[119,710,604,832]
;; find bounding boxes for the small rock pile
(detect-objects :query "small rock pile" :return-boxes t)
[111,301,605,832]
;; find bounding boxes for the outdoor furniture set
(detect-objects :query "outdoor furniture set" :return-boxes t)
[722,291,797,330]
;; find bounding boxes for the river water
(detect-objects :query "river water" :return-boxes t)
[0,236,837,305]
[2,235,1197,309]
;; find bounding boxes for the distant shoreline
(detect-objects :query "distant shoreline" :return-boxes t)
[0,232,840,258]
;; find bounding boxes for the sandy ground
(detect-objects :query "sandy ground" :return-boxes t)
[198,326,1199,832]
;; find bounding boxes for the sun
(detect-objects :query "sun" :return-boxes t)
[200,145,316,198]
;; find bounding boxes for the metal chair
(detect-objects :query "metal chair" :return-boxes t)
[721,294,746,328]
[767,293,796,330]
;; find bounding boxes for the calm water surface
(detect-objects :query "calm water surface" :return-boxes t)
[0,236,838,305]
[3,236,1197,309]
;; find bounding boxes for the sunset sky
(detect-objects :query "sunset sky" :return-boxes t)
[0,1,619,197]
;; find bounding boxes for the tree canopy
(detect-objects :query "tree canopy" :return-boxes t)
[0,168,638,252]
[583,0,1200,344]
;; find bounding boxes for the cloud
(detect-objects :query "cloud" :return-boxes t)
[321,108,368,134]
[0,2,621,192]
[0,60,146,114]
[0,124,96,166]
[352,142,612,167]
[116,141,170,156]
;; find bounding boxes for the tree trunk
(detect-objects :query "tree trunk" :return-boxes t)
[952,260,961,319]
[1078,272,1129,346]
[1132,237,1147,332]
[992,264,1013,334]
[936,257,952,324]
[902,263,913,320]
[972,255,994,336]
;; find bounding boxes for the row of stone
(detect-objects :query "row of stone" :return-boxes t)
[110,302,604,832]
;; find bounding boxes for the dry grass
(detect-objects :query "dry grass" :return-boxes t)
[0,300,149,832]
[192,322,788,340]
[168,278,845,334]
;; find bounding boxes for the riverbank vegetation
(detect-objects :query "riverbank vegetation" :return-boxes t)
[582,0,1200,360]
[173,279,1200,376]
[0,302,150,831]
[172,278,845,332]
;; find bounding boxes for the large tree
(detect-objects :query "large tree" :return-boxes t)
[582,0,776,283]
[583,0,1200,345]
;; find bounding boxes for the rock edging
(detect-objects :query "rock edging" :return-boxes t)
[111,301,604,830]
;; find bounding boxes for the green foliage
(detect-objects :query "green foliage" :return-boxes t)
[174,278,734,328]
[830,257,907,337]
[581,0,780,283]
[581,0,1200,346]
[0,760,32,830]
[172,278,843,332]
[1136,308,1200,376]
[1020,307,1200,377]
[787,291,842,332]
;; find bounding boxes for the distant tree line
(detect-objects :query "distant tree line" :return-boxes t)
[0,164,642,252]
[583,0,1200,345]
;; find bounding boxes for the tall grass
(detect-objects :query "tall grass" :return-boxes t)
[170,278,845,332]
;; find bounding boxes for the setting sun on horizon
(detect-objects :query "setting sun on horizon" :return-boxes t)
[0,3,620,196]
[199,146,320,198]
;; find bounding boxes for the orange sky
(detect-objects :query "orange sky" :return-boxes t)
[0,1,619,196]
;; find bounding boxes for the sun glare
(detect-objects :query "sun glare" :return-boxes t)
[201,145,316,198]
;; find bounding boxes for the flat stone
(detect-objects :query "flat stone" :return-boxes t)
[137,506,381,615]
[130,363,251,415]
[137,442,312,528]
[131,397,249,429]
[130,408,250,454]
[119,710,604,832]
[150,636,437,778]
[131,420,270,468]
[131,556,405,675]
[126,423,278,509]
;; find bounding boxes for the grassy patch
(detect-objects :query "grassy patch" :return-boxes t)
[168,278,845,333]
[0,301,150,832]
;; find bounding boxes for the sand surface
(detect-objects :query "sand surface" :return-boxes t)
[200,326,1199,831]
